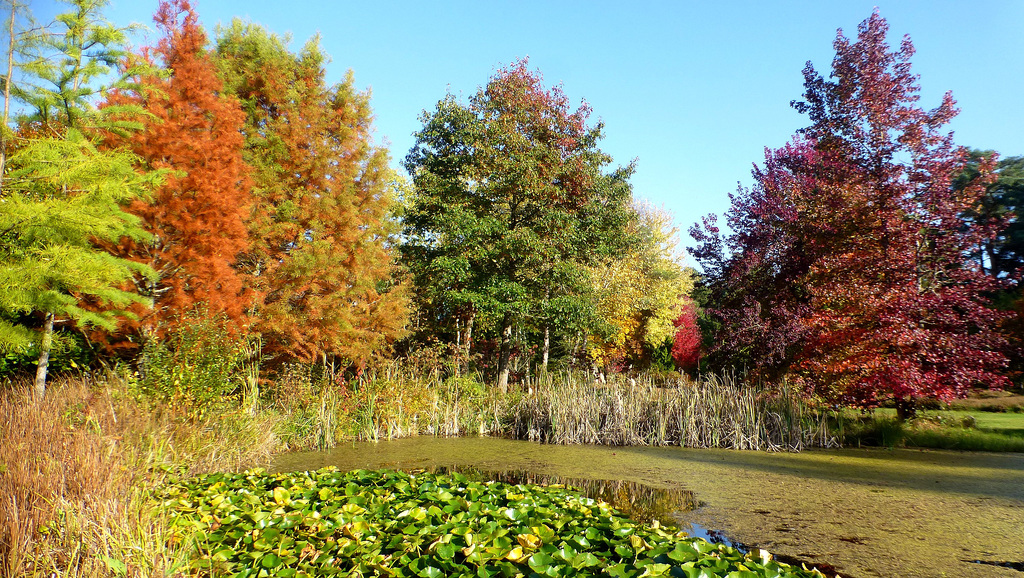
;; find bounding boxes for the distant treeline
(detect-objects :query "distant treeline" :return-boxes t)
[1,1,1021,415]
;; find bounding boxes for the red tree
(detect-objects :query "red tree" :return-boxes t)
[792,11,1008,415]
[691,10,1009,416]
[671,300,701,372]
[689,140,821,378]
[103,0,253,336]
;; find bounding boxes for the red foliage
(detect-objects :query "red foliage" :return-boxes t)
[671,301,701,371]
[103,0,253,337]
[691,10,1010,409]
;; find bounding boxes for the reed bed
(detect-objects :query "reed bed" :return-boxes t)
[506,372,838,451]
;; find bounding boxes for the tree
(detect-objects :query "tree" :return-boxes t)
[688,141,816,379]
[101,0,253,339]
[215,22,407,367]
[957,151,1024,278]
[0,0,157,396]
[671,299,701,372]
[793,11,1009,414]
[587,203,693,369]
[691,11,1009,415]
[403,59,635,391]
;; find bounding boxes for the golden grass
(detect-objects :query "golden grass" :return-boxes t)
[0,373,282,577]
[507,372,837,450]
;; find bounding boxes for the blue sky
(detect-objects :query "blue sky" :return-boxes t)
[36,1,1024,257]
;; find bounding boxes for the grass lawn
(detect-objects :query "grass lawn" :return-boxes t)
[871,407,1024,435]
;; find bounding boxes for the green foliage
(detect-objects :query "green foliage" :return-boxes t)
[0,327,93,376]
[837,412,1024,451]
[135,312,256,418]
[13,0,150,129]
[160,467,826,577]
[0,128,157,349]
[0,0,160,394]
[403,60,636,386]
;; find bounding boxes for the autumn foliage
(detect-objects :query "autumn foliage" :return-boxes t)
[215,22,407,365]
[103,0,252,336]
[691,11,1010,412]
[403,59,636,389]
[671,300,701,372]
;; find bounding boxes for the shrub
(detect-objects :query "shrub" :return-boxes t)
[135,311,256,418]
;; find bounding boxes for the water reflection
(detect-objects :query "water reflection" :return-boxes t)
[423,465,701,525]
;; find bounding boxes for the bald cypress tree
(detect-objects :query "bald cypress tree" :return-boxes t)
[215,22,407,367]
[101,0,253,338]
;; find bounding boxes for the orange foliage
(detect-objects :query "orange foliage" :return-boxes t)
[216,25,407,365]
[103,0,253,337]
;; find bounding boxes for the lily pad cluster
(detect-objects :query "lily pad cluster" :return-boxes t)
[159,467,826,577]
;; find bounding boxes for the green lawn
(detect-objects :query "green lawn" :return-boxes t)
[871,407,1024,435]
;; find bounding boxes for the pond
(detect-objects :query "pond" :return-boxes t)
[271,437,1024,578]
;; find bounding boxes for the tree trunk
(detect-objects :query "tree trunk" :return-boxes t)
[464,311,474,352]
[894,396,916,421]
[33,312,54,399]
[541,323,550,373]
[541,286,550,373]
[496,318,512,393]
[462,311,475,374]
[1,2,16,188]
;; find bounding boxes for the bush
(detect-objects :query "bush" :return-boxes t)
[135,312,257,418]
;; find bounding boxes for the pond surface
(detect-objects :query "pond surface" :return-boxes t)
[271,437,1024,578]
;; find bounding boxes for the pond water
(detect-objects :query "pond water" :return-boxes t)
[271,437,1024,578]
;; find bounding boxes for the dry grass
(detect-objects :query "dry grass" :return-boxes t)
[0,373,282,577]
[282,367,837,451]
[506,373,837,450]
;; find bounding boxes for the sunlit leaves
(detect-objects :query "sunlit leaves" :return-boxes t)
[161,468,825,577]
[99,0,254,339]
[402,59,635,383]
[690,11,1010,409]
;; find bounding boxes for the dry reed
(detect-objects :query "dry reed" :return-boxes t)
[506,372,837,450]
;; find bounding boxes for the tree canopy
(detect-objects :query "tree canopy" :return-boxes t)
[0,0,159,396]
[690,10,1010,414]
[403,60,637,389]
[215,21,407,366]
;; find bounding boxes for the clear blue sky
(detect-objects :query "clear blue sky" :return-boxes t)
[37,0,1024,257]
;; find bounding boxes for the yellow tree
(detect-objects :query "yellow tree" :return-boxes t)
[587,204,693,368]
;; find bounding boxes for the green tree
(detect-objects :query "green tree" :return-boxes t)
[958,150,1024,278]
[403,60,635,390]
[0,0,157,396]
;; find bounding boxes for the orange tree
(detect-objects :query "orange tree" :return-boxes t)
[215,21,407,367]
[102,0,253,339]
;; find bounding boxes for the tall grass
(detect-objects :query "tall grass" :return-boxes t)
[287,366,837,451]
[506,372,837,450]
[0,373,281,577]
